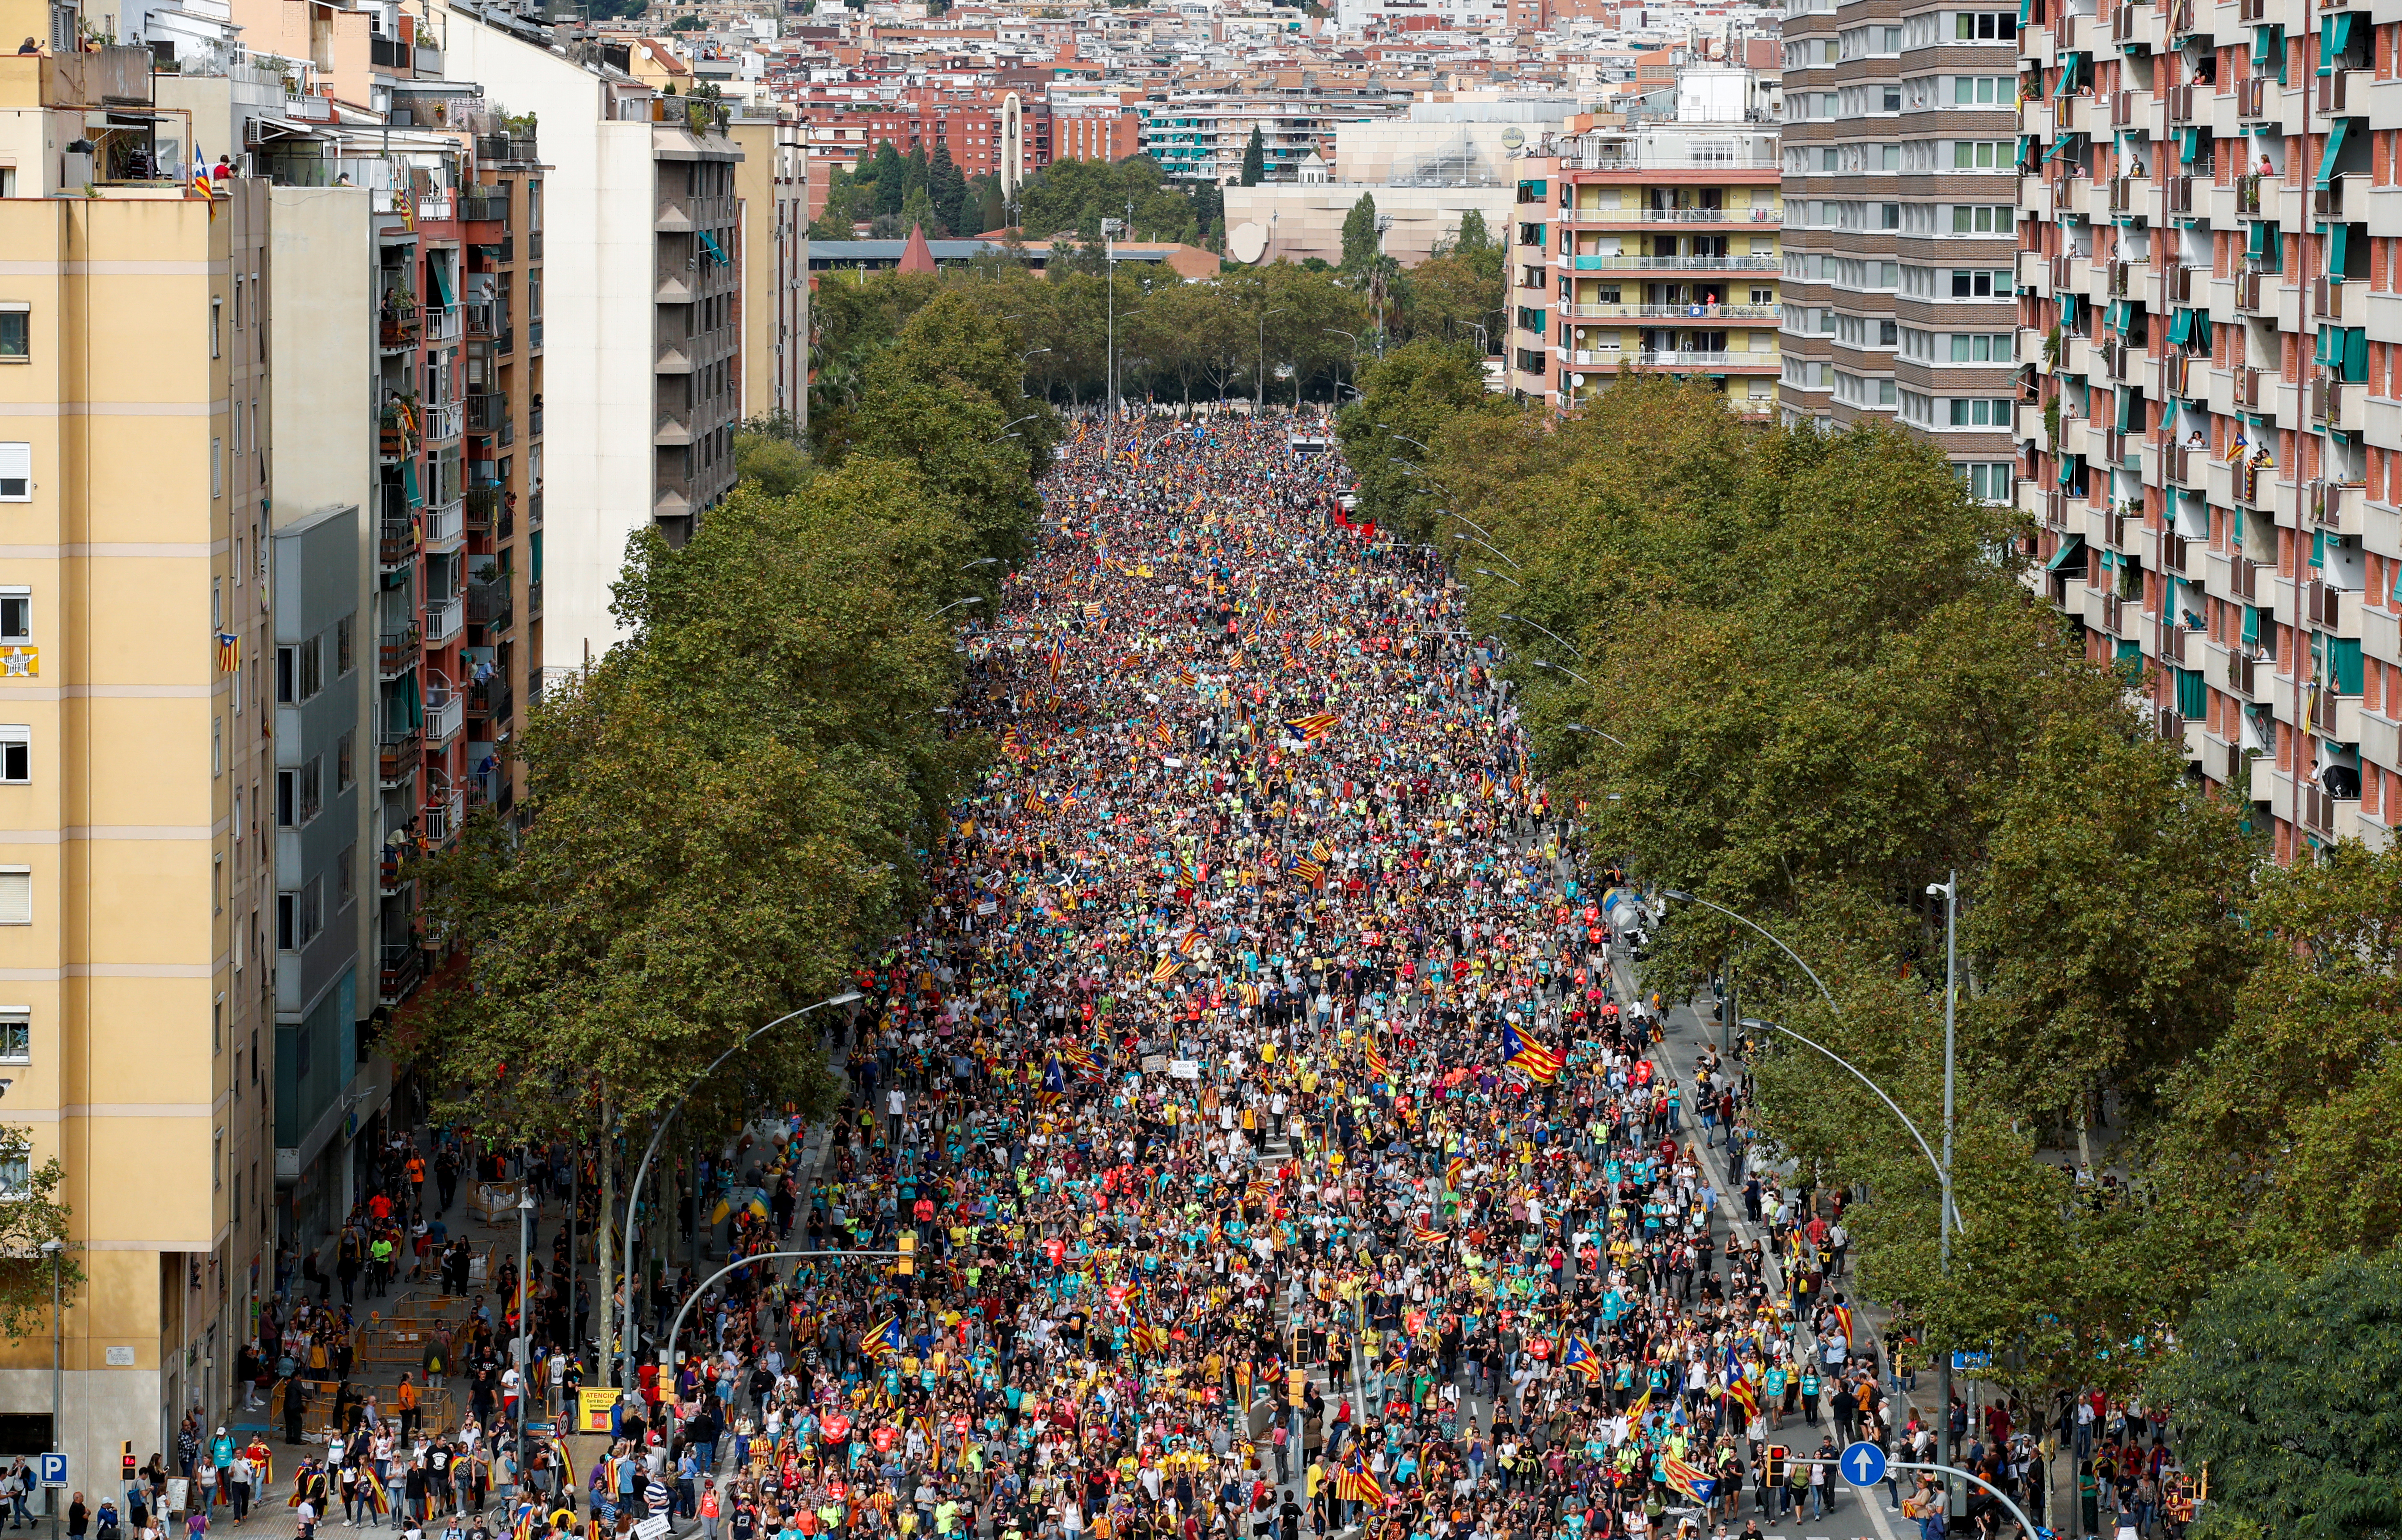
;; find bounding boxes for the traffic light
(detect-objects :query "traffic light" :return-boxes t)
[121,1443,135,1483]
[895,1232,916,1276]
[1764,1446,1787,1486]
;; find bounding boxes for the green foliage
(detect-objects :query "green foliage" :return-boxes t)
[669,13,702,26]
[1332,338,1498,537]
[1240,125,1265,187]
[1014,155,1217,248]
[2161,841,2402,1262]
[1340,191,1382,270]
[0,1126,80,1344]
[732,412,812,498]
[407,460,989,1140]
[2153,1252,2402,1540]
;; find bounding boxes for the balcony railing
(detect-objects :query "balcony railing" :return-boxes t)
[377,626,420,679]
[425,683,464,746]
[425,596,465,647]
[528,580,544,618]
[1556,207,1781,225]
[477,132,540,165]
[378,304,421,347]
[1566,255,1781,271]
[423,499,465,551]
[1632,350,1771,368]
[467,392,508,432]
[376,727,421,787]
[468,681,514,726]
[423,303,462,344]
[378,508,416,570]
[467,581,514,634]
[423,400,464,441]
[1560,304,1779,320]
[378,942,424,1004]
[423,787,465,845]
[460,190,508,224]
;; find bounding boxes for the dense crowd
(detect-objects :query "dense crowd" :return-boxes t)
[212,413,2191,1540]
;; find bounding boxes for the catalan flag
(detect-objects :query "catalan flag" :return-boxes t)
[1724,1371,1760,1420]
[1176,927,1201,956]
[1049,639,1065,680]
[1292,858,1325,888]
[862,1315,903,1359]
[1562,1336,1604,1384]
[1662,1452,1717,1504]
[1831,1302,1858,1350]
[1625,1386,1652,1424]
[1285,712,1339,742]
[1131,1320,1168,1357]
[1150,956,1184,983]
[1365,1040,1392,1081]
[359,1468,393,1517]
[1059,1044,1103,1078]
[1175,667,1198,689]
[1445,1157,1466,1189]
[1408,1222,1445,1246]
[1310,839,1332,863]
[1501,1023,1564,1084]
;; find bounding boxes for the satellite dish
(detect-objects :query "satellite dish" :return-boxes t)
[1229,221,1269,264]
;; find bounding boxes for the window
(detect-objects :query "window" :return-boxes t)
[275,878,322,951]
[1959,462,2015,502]
[1949,269,2013,297]
[336,729,355,793]
[0,1157,27,1198]
[1949,332,2016,361]
[0,444,27,502]
[1953,10,2017,38]
[277,637,324,704]
[1946,398,2013,426]
[0,867,30,926]
[1952,76,2010,104]
[0,305,25,363]
[1951,141,2010,170]
[0,727,25,785]
[1951,205,2013,233]
[275,759,321,828]
[0,590,25,644]
[0,1010,26,1062]
[336,614,356,676]
[337,845,356,911]
[210,298,221,360]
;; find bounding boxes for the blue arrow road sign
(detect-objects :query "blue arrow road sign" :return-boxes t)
[1839,1442,1886,1489]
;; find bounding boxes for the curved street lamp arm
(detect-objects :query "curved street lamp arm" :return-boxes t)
[658,1248,902,1390]
[1661,892,1965,1235]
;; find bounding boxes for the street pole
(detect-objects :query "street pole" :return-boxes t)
[1934,871,1961,1517]
[43,1240,59,1540]
[656,1249,899,1402]
[515,1189,535,1482]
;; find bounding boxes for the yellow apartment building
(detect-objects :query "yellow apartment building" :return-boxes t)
[0,33,279,1480]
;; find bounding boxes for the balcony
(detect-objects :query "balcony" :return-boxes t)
[423,400,464,441]
[378,503,416,571]
[464,488,495,537]
[377,727,421,787]
[377,626,420,680]
[425,596,465,647]
[378,304,421,349]
[1558,255,1780,272]
[425,682,465,747]
[2165,441,2203,488]
[1632,350,1774,370]
[370,33,408,70]
[477,132,540,165]
[529,580,544,618]
[2228,554,2263,601]
[2226,650,2261,697]
[423,303,462,344]
[529,490,543,529]
[467,391,508,432]
[2312,375,2368,432]
[1556,207,1782,226]
[423,499,465,554]
[2315,176,2351,221]
[464,301,496,340]
[460,189,508,224]
[467,580,513,635]
[2157,624,2189,665]
[2310,477,2366,533]
[1558,304,1778,320]
[2237,78,2270,121]
[377,942,424,1005]
[423,787,466,845]
[467,679,514,728]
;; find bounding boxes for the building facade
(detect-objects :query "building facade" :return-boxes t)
[2017,0,2394,858]
[1507,115,1785,415]
[1777,0,2021,502]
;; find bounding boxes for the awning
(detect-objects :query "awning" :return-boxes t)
[2318,118,2351,187]
[2243,604,2261,647]
[2045,535,2088,573]
[2341,325,2368,380]
[2056,53,2087,95]
[1518,179,1548,198]
[2326,220,2351,275]
[2169,308,2195,345]
[2058,452,2081,486]
[2108,298,2133,334]
[2060,292,2082,327]
[2320,11,2356,72]
[2179,126,2203,164]
[2118,387,2140,431]
[402,458,422,507]
[430,259,453,306]
[2252,24,2280,64]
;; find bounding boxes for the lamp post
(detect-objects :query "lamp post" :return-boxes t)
[1527,657,1590,689]
[617,990,862,1397]
[1559,723,1627,748]
[657,1249,900,1402]
[1258,306,1288,411]
[1928,870,1963,1517]
[930,597,984,619]
[514,1189,536,1481]
[1448,531,1519,570]
[1470,567,1522,589]
[1500,614,1582,659]
[41,1239,59,1540]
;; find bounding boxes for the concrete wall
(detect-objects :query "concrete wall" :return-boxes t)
[1222,182,1518,267]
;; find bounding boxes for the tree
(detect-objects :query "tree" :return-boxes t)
[1331,338,1496,537]
[1240,125,1266,186]
[1340,191,1381,270]
[0,1126,79,1343]
[2152,1252,2402,1540]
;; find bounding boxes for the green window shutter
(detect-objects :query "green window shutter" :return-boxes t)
[2179,127,2201,164]
[2346,326,2369,381]
[2246,221,2267,262]
[2312,529,2327,567]
[2242,605,2262,647]
[2116,639,2144,668]
[2059,453,2078,487]
[2327,221,2351,275]
[2177,667,2207,720]
[2118,388,2138,431]
[2318,118,2351,188]
[2331,637,2364,695]
[402,459,422,507]
[2169,308,2194,345]
[2319,11,2355,72]
[2252,25,2276,63]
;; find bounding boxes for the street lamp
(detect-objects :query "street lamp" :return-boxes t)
[659,1248,901,1403]
[1527,657,1590,688]
[956,557,1002,571]
[930,597,985,618]
[616,988,863,1396]
[1470,567,1522,589]
[514,1189,536,1481]
[1560,723,1627,748]
[40,1239,59,1540]
[1653,890,1962,1234]
[1500,613,1582,659]
[1375,424,1432,453]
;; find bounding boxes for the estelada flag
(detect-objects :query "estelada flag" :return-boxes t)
[1285,712,1338,742]
[1502,1023,1564,1085]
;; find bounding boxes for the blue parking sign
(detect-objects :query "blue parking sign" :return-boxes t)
[36,1454,66,1488]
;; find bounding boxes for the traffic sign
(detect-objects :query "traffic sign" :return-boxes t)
[36,1454,65,1489]
[1951,1350,1992,1372]
[1839,1442,1887,1488]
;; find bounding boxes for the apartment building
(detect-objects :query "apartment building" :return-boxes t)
[2016,0,2396,859]
[732,116,812,427]
[1506,107,1784,414]
[441,0,744,665]
[1138,87,1412,183]
[0,37,283,1480]
[1776,0,2021,501]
